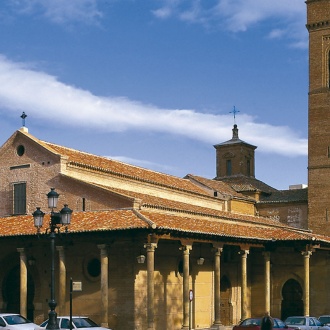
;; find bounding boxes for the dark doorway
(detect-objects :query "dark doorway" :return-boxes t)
[2,265,35,321]
[281,278,303,320]
[220,275,232,325]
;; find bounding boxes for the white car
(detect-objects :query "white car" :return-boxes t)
[285,316,330,330]
[0,314,37,330]
[37,316,110,330]
[319,316,330,326]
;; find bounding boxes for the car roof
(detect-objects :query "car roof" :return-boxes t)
[0,314,21,316]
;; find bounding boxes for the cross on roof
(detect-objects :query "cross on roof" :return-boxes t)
[20,112,27,127]
[229,106,239,124]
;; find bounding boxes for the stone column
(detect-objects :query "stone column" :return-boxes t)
[17,248,27,318]
[57,246,66,315]
[98,244,109,327]
[146,242,157,330]
[263,251,271,313]
[212,246,223,329]
[240,249,249,320]
[302,251,312,316]
[181,244,192,330]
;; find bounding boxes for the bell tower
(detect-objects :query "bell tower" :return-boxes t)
[306,0,330,234]
[214,124,256,179]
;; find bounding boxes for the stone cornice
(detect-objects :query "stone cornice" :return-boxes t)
[306,20,330,31]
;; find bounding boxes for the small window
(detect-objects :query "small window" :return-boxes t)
[13,183,26,215]
[76,197,89,211]
[226,159,232,176]
[87,258,101,277]
[16,145,25,156]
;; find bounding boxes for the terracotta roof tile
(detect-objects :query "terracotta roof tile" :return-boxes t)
[86,182,292,226]
[215,175,277,194]
[42,141,210,196]
[1,209,329,246]
[140,210,313,242]
[185,174,253,200]
[0,209,147,237]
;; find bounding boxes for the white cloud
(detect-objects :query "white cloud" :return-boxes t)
[7,0,103,25]
[0,55,307,157]
[152,0,307,47]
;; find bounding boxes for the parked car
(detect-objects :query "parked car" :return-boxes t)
[233,317,293,330]
[319,316,330,326]
[37,316,111,330]
[0,313,37,330]
[284,316,330,330]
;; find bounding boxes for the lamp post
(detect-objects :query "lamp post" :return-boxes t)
[33,188,72,330]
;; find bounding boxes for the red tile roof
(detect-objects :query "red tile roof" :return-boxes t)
[41,141,212,196]
[185,174,254,200]
[0,208,326,246]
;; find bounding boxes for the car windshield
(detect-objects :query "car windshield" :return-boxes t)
[319,317,330,325]
[274,319,286,328]
[241,319,261,326]
[285,317,306,325]
[72,318,99,328]
[3,315,31,325]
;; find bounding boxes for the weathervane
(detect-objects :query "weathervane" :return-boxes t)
[20,112,27,127]
[229,106,239,124]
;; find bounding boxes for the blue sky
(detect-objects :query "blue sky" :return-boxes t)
[0,0,308,190]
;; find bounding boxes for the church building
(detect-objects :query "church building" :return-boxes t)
[0,1,328,330]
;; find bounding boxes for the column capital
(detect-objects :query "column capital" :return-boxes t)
[179,245,192,253]
[239,249,249,257]
[145,242,157,251]
[302,250,312,257]
[213,247,223,255]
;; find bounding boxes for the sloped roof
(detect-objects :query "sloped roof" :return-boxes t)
[215,175,277,194]
[259,188,308,203]
[40,140,212,197]
[214,124,257,150]
[185,174,254,201]
[140,210,313,242]
[0,208,327,246]
[0,209,148,237]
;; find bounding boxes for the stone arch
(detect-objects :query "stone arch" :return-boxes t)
[281,278,303,321]
[2,264,35,321]
[220,275,233,325]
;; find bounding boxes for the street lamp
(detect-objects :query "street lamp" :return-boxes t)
[32,188,73,330]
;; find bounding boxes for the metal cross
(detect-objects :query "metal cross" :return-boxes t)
[20,112,27,127]
[229,106,239,124]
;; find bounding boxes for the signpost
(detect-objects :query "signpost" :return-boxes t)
[70,278,82,330]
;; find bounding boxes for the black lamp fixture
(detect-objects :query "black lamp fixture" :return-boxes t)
[32,188,73,330]
[136,246,146,264]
